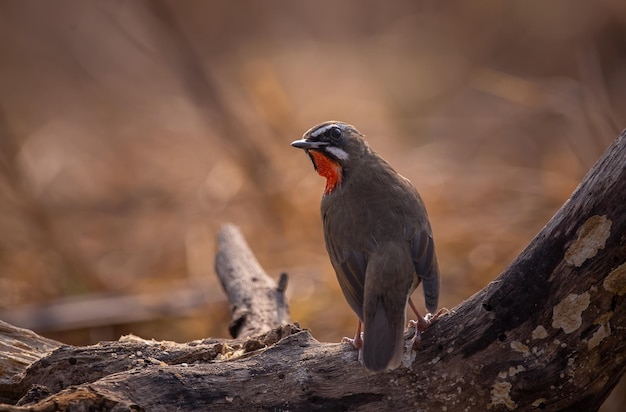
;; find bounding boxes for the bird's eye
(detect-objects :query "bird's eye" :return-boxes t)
[329,127,342,139]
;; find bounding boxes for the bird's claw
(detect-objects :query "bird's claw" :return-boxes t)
[409,308,449,349]
[341,332,363,349]
[411,307,449,333]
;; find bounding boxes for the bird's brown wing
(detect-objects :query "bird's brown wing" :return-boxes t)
[326,240,367,322]
[410,229,440,313]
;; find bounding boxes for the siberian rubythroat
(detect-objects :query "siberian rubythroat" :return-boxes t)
[291,121,440,372]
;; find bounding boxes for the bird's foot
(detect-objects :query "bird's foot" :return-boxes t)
[410,307,449,333]
[408,308,449,349]
[424,307,449,327]
[341,320,363,349]
[341,332,363,349]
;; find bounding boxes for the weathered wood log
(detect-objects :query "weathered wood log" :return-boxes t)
[215,223,290,338]
[0,322,61,405]
[1,131,626,411]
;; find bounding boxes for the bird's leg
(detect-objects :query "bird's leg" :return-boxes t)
[354,320,363,349]
[408,299,431,333]
[341,319,363,349]
[409,298,449,332]
[408,299,449,349]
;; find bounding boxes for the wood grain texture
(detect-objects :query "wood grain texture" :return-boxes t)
[215,223,291,338]
[1,131,626,411]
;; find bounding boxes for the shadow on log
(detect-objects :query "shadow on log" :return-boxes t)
[1,131,626,411]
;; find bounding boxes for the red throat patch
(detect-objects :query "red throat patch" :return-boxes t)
[309,150,342,195]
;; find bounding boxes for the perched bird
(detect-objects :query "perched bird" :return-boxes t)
[291,121,440,372]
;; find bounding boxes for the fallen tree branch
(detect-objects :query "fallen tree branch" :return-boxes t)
[0,282,225,333]
[215,223,290,338]
[1,131,626,411]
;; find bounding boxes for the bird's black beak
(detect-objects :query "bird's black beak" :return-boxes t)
[291,139,328,172]
[291,139,329,150]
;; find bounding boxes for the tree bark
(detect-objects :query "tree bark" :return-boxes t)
[1,131,626,411]
[215,223,290,338]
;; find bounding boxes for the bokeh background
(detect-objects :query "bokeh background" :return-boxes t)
[0,1,624,408]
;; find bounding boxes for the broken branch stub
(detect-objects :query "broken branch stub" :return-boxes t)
[214,223,290,338]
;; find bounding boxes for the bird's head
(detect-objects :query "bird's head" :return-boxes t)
[291,121,369,195]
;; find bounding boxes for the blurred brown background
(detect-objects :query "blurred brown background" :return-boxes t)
[0,0,624,409]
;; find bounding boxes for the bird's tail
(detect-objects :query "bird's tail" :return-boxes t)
[362,297,405,372]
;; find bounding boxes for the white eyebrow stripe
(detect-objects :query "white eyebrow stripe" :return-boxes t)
[326,146,350,161]
[310,124,337,138]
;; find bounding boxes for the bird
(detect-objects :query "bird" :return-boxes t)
[291,121,441,372]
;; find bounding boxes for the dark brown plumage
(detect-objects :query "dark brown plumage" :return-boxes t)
[292,121,440,372]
